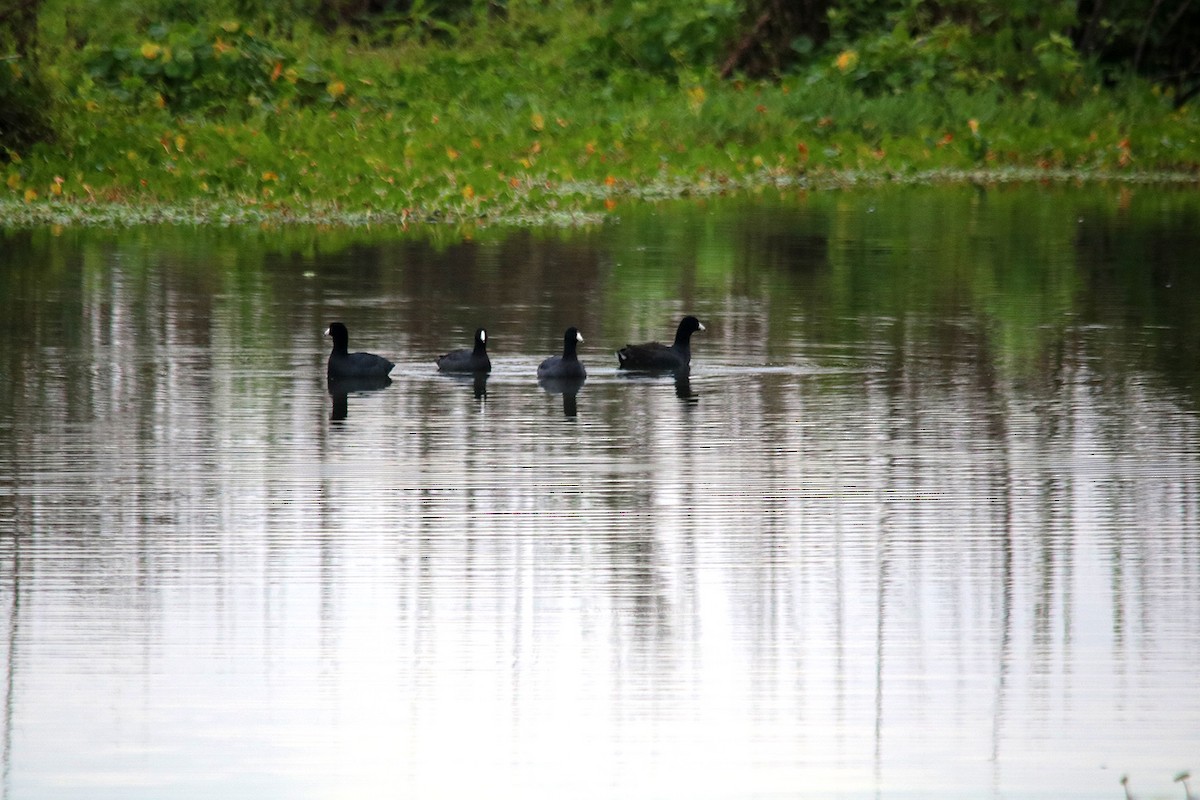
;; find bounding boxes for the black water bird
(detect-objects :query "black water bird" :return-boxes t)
[325,322,395,380]
[538,327,586,380]
[436,328,491,373]
[616,315,705,372]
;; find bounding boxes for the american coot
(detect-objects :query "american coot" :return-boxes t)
[617,315,705,372]
[325,322,395,379]
[436,328,491,373]
[537,327,586,380]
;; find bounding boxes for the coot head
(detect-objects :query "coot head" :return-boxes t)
[674,316,706,345]
[326,322,350,353]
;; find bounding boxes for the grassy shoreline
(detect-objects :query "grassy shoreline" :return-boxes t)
[4,6,1199,229]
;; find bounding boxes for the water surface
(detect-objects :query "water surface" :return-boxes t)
[1,183,1199,799]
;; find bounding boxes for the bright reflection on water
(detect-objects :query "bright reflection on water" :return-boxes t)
[2,184,1200,799]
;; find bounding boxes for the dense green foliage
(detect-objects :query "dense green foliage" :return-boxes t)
[1,0,1198,225]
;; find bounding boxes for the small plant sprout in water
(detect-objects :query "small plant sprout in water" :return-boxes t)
[1177,771,1195,800]
[1122,775,1135,800]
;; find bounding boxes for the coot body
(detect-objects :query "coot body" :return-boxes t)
[325,322,395,379]
[616,316,705,372]
[436,328,491,373]
[538,327,586,380]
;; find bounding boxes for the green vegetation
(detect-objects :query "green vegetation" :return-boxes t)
[1,0,1198,227]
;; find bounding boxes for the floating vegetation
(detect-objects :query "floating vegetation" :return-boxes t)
[2,166,1196,231]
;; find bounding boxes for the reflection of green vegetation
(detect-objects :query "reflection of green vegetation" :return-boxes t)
[4,185,1199,397]
[596,184,1200,388]
[811,186,1086,377]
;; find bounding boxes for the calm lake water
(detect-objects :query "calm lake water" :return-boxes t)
[1,184,1199,799]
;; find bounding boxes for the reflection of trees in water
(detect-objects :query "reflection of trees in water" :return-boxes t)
[1074,212,1200,405]
[1,192,1200,794]
[0,526,20,800]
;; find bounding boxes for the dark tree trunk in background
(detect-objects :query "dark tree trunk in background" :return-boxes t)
[1073,0,1199,107]
[1,0,52,150]
[720,0,831,78]
[1,0,40,56]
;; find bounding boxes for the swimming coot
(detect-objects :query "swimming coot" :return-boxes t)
[436,328,491,373]
[537,327,586,380]
[616,315,705,372]
[325,322,395,380]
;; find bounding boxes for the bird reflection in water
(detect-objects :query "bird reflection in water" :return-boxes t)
[539,376,585,418]
[436,371,489,401]
[674,371,699,406]
[616,367,698,408]
[327,375,392,421]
